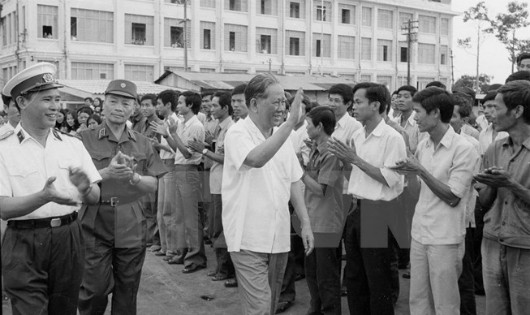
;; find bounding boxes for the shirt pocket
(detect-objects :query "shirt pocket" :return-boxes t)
[7,164,41,188]
[131,153,147,175]
[91,151,113,170]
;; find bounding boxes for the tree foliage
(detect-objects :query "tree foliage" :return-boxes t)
[485,1,530,72]
[454,74,492,94]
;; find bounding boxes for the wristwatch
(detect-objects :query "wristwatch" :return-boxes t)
[202,148,208,155]
[129,173,142,185]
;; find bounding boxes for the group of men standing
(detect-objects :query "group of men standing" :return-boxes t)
[1,59,530,315]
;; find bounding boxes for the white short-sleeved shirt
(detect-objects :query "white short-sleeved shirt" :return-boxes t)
[460,132,481,228]
[222,117,303,253]
[348,119,407,201]
[209,116,234,194]
[0,124,101,220]
[159,113,179,160]
[331,114,362,194]
[173,115,205,165]
[411,127,479,245]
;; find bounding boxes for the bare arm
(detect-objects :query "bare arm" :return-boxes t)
[290,180,314,255]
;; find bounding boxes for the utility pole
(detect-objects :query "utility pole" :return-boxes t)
[474,24,480,93]
[450,49,455,86]
[183,0,188,72]
[401,19,418,86]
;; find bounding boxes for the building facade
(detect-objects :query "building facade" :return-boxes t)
[0,0,456,93]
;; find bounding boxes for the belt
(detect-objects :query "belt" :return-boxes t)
[8,212,78,229]
[100,197,120,207]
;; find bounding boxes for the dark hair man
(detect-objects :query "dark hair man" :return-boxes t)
[516,52,530,72]
[393,85,425,154]
[232,84,248,121]
[394,87,479,315]
[475,80,530,315]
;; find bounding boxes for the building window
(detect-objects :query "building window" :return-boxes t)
[338,35,355,59]
[362,7,372,27]
[377,75,392,89]
[361,37,372,60]
[440,45,448,65]
[226,0,247,12]
[38,5,58,39]
[70,17,77,39]
[259,0,276,15]
[419,15,436,34]
[418,77,435,90]
[200,21,215,49]
[125,14,154,46]
[224,24,247,52]
[313,33,331,57]
[315,1,330,22]
[256,27,277,54]
[200,0,216,8]
[377,9,393,29]
[71,8,114,43]
[165,18,190,48]
[290,2,300,18]
[418,43,436,64]
[125,64,154,82]
[400,43,409,62]
[286,30,304,56]
[399,12,414,28]
[339,5,355,24]
[441,18,449,35]
[360,74,372,82]
[377,39,392,61]
[71,62,114,80]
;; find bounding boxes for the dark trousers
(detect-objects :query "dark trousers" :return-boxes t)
[459,227,477,315]
[2,220,84,315]
[473,201,485,294]
[305,247,342,315]
[344,200,396,315]
[143,192,160,246]
[214,248,235,278]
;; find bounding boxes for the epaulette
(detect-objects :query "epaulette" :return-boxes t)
[0,129,14,141]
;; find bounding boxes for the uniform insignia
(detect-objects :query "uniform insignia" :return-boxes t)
[127,128,137,141]
[0,130,14,140]
[121,83,126,88]
[98,128,106,139]
[43,73,54,83]
[17,130,25,143]
[52,129,63,141]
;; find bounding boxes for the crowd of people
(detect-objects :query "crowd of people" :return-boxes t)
[1,54,530,315]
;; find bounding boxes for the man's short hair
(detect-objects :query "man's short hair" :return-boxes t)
[84,97,93,103]
[245,74,280,107]
[452,94,473,119]
[426,81,447,90]
[201,92,214,100]
[306,106,336,136]
[397,85,417,96]
[1,94,11,108]
[497,80,530,124]
[516,52,530,65]
[181,91,202,115]
[157,89,179,112]
[486,83,502,91]
[412,87,454,123]
[140,93,157,105]
[505,71,530,83]
[352,82,390,114]
[452,86,476,101]
[213,91,233,116]
[232,84,247,96]
[77,106,93,117]
[482,90,498,103]
[328,84,353,105]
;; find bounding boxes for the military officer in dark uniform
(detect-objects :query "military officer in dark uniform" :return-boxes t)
[77,80,167,315]
[0,62,102,315]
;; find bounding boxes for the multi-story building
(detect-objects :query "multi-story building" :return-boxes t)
[0,0,457,93]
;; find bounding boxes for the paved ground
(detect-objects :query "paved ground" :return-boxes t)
[3,244,485,314]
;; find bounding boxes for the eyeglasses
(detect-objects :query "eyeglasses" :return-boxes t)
[519,64,530,69]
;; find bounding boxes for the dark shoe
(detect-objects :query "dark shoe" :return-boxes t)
[149,245,161,252]
[167,257,184,264]
[294,273,305,281]
[154,251,166,256]
[204,238,212,245]
[275,301,293,314]
[402,272,410,279]
[212,274,228,281]
[224,278,238,288]
[182,264,206,274]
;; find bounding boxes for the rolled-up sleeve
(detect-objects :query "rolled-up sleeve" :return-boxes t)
[381,134,407,188]
[448,143,480,198]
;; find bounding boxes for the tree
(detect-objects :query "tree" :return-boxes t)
[454,74,492,94]
[459,1,490,92]
[486,1,530,72]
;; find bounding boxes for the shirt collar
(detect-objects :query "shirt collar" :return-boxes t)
[98,122,137,142]
[184,115,199,128]
[219,116,233,130]
[365,118,386,138]
[436,125,456,149]
[500,135,530,150]
[14,124,61,144]
[315,140,329,153]
[336,114,349,129]
[132,112,144,122]
[245,116,267,141]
